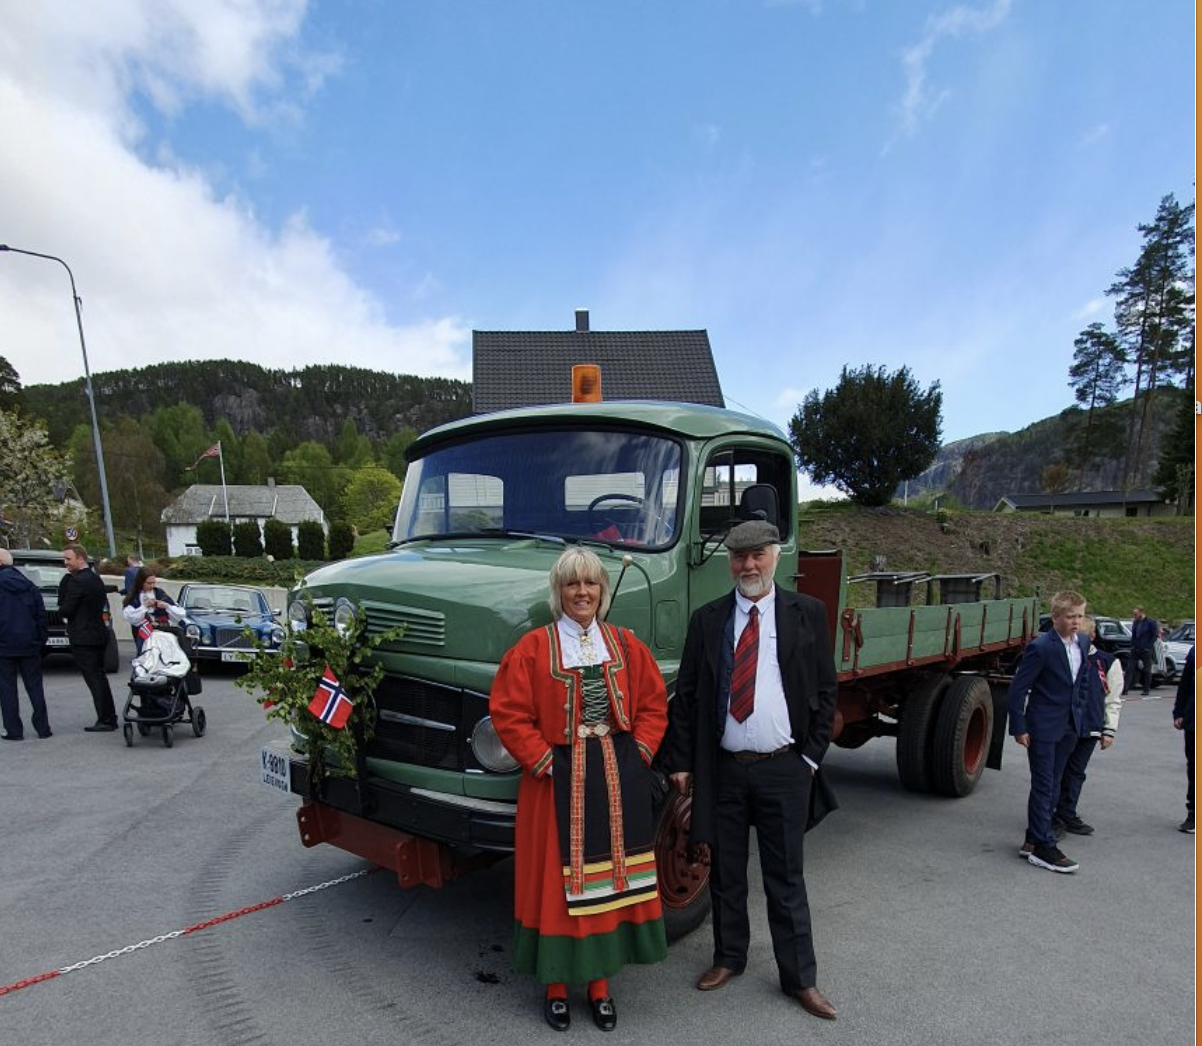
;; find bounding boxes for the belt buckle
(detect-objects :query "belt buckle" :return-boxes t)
[577,723,610,738]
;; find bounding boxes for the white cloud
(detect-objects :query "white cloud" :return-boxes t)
[1077,122,1110,147]
[1072,298,1108,322]
[774,386,811,409]
[886,0,1013,149]
[0,1,469,388]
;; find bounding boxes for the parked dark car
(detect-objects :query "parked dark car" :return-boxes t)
[10,549,120,672]
[178,584,284,667]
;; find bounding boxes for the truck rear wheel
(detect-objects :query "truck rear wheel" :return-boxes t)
[930,676,993,797]
[896,672,950,792]
[653,790,711,942]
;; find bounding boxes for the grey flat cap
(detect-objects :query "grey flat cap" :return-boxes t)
[725,520,781,551]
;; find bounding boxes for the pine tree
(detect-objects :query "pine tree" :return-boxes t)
[1107,194,1196,485]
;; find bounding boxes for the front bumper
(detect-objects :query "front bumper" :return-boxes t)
[263,739,516,852]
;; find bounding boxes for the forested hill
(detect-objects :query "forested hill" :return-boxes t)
[896,388,1187,510]
[25,360,473,447]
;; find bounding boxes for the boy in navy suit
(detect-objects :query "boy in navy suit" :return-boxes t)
[1008,590,1090,873]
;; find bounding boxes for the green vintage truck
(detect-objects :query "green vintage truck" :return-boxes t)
[261,398,1037,937]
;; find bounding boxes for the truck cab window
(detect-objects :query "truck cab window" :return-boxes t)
[699,448,791,540]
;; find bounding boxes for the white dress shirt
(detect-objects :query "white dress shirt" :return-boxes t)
[1060,632,1082,679]
[720,586,817,768]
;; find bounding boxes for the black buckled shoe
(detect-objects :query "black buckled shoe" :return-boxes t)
[590,996,617,1032]
[543,996,570,1032]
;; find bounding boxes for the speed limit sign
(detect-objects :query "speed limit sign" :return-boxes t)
[65,526,78,541]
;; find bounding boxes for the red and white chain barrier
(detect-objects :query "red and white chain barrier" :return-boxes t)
[0,868,375,999]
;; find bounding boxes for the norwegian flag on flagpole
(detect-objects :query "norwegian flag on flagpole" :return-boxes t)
[185,444,221,471]
[308,666,353,730]
[137,617,155,642]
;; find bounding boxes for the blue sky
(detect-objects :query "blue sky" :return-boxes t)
[0,0,1194,476]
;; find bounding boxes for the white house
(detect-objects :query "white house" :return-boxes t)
[992,489,1175,518]
[160,480,326,556]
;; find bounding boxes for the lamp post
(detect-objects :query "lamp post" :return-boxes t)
[0,244,117,558]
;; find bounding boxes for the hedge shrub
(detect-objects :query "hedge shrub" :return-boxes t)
[160,556,327,585]
[263,518,295,560]
[328,520,355,560]
[233,521,264,558]
[297,520,325,561]
[196,519,232,557]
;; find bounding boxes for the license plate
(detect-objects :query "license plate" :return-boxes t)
[46,637,69,647]
[260,746,293,795]
[222,651,253,663]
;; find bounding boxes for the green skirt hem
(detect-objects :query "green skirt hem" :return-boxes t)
[512,918,668,984]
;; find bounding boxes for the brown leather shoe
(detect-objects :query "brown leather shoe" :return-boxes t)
[696,966,740,991]
[791,986,837,1020]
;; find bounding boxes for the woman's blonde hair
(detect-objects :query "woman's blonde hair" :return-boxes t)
[547,547,612,621]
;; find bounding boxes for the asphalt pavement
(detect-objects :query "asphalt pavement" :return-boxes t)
[1,649,1194,1046]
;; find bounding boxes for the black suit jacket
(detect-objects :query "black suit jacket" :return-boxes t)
[666,586,839,845]
[57,567,111,646]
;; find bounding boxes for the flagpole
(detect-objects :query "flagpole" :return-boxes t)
[217,441,230,522]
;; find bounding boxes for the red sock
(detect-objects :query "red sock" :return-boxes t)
[545,983,567,1000]
[588,978,609,1001]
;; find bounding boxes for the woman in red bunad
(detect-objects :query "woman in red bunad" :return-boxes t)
[491,546,669,1033]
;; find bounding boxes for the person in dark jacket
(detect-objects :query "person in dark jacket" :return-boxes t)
[666,521,839,1022]
[58,544,117,731]
[0,548,52,740]
[1008,590,1091,873]
[1124,606,1160,696]
[1172,646,1194,834]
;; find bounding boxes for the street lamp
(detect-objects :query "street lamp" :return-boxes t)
[0,244,117,558]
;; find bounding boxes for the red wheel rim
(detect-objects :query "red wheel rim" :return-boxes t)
[654,794,709,910]
[963,705,987,776]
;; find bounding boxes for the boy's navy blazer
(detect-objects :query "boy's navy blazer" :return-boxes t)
[1007,628,1091,739]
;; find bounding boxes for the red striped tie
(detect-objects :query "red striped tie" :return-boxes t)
[729,606,759,723]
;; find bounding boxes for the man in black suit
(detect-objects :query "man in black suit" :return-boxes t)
[1007,590,1090,873]
[667,520,838,1021]
[58,544,117,731]
[1172,646,1194,834]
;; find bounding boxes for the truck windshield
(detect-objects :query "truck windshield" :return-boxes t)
[394,429,683,549]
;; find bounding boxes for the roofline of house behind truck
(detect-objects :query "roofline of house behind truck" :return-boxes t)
[406,400,788,460]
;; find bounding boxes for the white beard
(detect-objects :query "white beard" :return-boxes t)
[737,574,772,599]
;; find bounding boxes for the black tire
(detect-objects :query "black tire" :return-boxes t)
[123,723,134,748]
[104,632,119,674]
[193,707,207,738]
[162,725,174,748]
[930,676,993,797]
[652,784,711,942]
[896,673,951,792]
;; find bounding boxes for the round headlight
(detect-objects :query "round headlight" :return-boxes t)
[470,716,519,773]
[185,623,201,642]
[287,600,309,633]
[270,625,286,647]
[333,599,357,638]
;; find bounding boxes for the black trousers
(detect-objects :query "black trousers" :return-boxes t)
[1125,648,1153,694]
[1055,736,1098,823]
[0,655,51,738]
[710,749,816,992]
[70,643,116,725]
[1184,729,1195,814]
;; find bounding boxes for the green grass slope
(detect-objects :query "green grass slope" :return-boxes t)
[800,503,1195,623]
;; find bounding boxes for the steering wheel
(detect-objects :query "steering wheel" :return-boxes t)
[587,492,645,535]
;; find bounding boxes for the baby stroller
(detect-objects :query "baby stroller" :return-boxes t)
[121,626,205,748]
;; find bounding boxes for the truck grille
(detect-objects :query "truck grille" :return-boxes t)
[368,675,487,772]
[306,597,445,648]
[363,602,445,647]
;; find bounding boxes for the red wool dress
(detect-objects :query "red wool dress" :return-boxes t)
[490,620,669,984]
